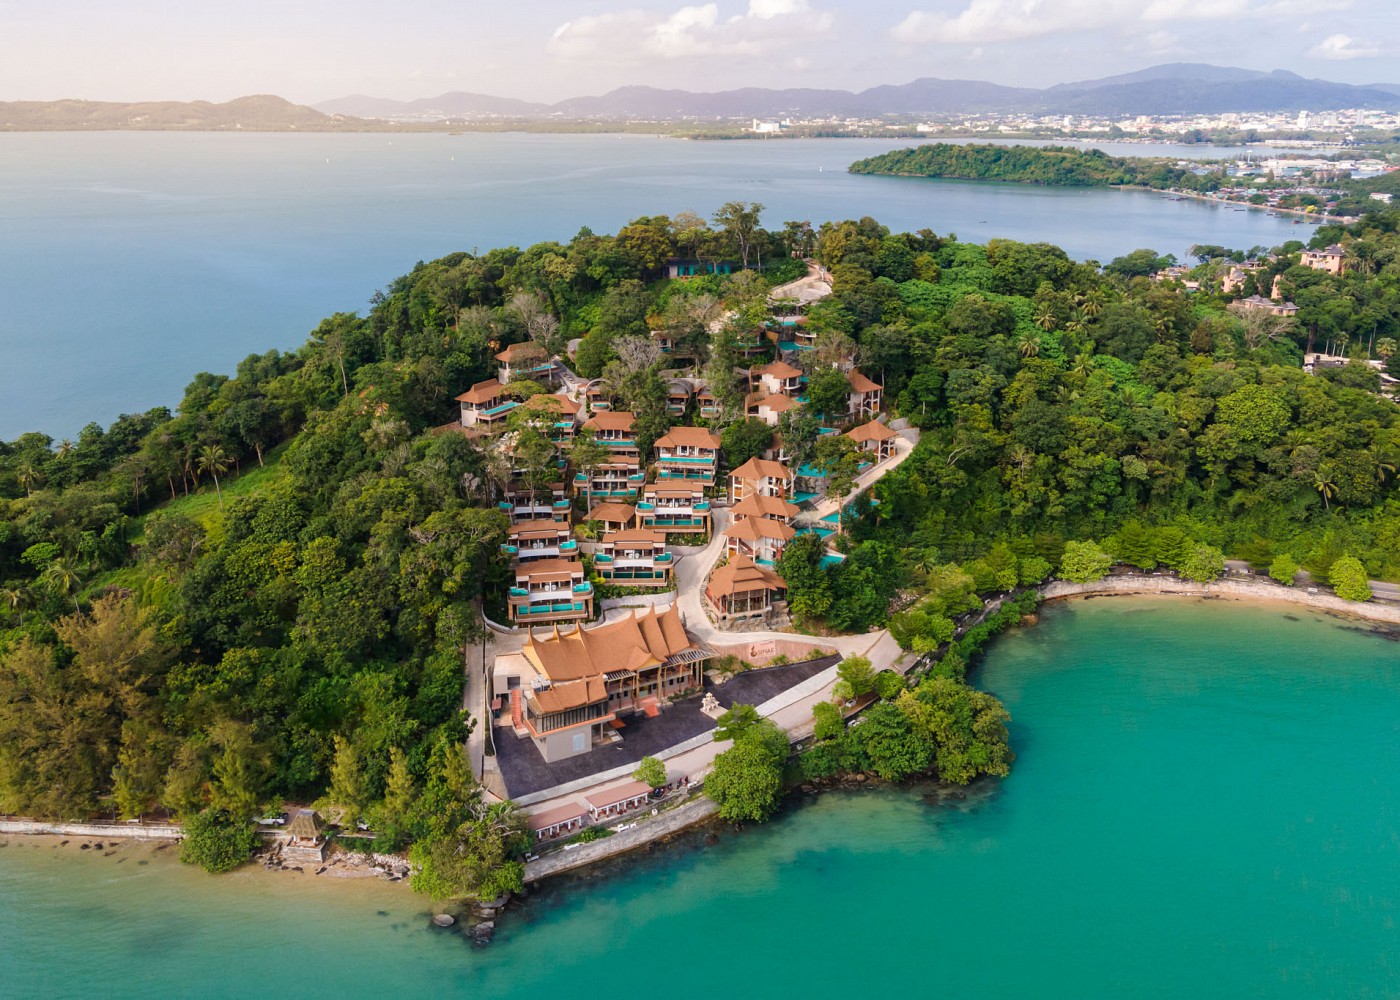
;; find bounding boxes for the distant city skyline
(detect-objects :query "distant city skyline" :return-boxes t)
[1,0,1397,105]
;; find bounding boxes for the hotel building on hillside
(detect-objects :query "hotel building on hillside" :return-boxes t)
[457,379,519,429]
[637,480,711,535]
[729,457,794,502]
[507,558,594,626]
[594,529,674,587]
[496,341,555,384]
[495,605,709,762]
[654,426,721,484]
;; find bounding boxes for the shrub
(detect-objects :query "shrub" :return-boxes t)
[1268,553,1299,586]
[874,670,907,701]
[179,808,258,874]
[812,701,844,742]
[1058,540,1112,583]
[1329,555,1372,602]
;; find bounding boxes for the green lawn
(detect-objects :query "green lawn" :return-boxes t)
[82,445,290,602]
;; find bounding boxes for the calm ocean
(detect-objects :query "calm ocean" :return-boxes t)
[2,598,1397,999]
[0,132,1308,438]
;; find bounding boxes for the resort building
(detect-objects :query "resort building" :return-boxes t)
[1301,244,1346,276]
[696,387,721,420]
[846,420,899,462]
[666,380,693,417]
[595,528,674,587]
[723,514,796,566]
[575,411,644,499]
[584,381,615,413]
[585,781,654,822]
[730,493,799,525]
[526,801,589,842]
[729,457,794,502]
[847,370,883,419]
[499,480,571,523]
[747,391,802,427]
[706,555,787,623]
[734,327,768,357]
[638,480,711,535]
[507,558,594,626]
[281,809,329,864]
[1237,294,1300,317]
[497,605,708,761]
[585,501,637,534]
[667,258,738,279]
[654,426,721,484]
[752,360,805,398]
[496,341,555,384]
[519,393,582,447]
[503,522,578,563]
[457,379,518,429]
[583,411,640,462]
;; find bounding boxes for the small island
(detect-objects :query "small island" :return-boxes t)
[848,143,1225,191]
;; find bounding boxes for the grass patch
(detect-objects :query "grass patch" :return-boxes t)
[128,443,290,545]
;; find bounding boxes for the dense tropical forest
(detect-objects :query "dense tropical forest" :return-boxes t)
[2,200,1399,887]
[848,143,1227,192]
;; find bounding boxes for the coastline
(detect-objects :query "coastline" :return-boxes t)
[1040,574,1400,626]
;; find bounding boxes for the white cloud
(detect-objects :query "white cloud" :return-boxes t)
[892,0,1347,45]
[550,1,834,61]
[1307,33,1381,60]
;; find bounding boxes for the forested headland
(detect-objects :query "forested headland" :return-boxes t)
[2,203,1400,891]
[848,143,1226,192]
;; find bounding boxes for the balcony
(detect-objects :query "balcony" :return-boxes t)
[514,601,587,617]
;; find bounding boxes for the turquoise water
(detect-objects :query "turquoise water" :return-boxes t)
[0,133,1306,438]
[3,597,1397,998]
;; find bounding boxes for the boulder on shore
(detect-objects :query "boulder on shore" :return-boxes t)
[432,913,455,928]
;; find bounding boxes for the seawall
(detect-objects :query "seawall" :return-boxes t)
[0,819,183,840]
[522,796,718,883]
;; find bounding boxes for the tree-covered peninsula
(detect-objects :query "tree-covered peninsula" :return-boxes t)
[2,204,1399,889]
[849,143,1225,192]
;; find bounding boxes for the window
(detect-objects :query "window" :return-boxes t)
[572,732,586,753]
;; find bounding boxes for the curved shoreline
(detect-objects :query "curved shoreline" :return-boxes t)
[1040,574,1400,626]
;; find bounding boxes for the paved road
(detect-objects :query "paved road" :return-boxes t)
[1224,560,1400,602]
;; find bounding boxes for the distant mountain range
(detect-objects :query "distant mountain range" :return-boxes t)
[318,64,1400,120]
[0,95,352,131]
[5,64,1398,133]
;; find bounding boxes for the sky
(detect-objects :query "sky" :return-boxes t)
[1,0,1397,105]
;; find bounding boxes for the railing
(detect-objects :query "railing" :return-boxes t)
[481,401,520,417]
[594,554,614,564]
[560,539,578,553]
[658,454,717,463]
[514,602,587,617]
[573,582,593,595]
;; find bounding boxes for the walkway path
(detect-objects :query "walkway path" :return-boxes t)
[1224,560,1400,603]
[806,430,917,523]
[768,259,832,306]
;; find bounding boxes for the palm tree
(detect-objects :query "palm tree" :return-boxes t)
[1016,329,1041,359]
[1368,445,1397,485]
[16,461,41,497]
[0,585,27,626]
[1312,470,1336,512]
[1065,311,1088,337]
[44,560,83,613]
[197,444,230,505]
[1033,307,1057,333]
[55,439,74,460]
[1376,337,1396,364]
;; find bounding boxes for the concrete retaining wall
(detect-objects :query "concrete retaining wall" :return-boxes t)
[0,820,183,840]
[523,796,718,883]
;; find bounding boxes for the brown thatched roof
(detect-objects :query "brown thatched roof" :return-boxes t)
[286,809,324,839]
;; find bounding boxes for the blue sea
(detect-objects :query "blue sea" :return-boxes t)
[3,598,1397,998]
[0,132,1308,438]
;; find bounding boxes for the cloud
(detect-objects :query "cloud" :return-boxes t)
[892,0,1345,46]
[1306,33,1382,60]
[551,1,835,61]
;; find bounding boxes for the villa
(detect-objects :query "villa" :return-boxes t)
[585,781,655,822]
[638,480,711,535]
[584,381,614,412]
[526,801,589,841]
[595,528,674,587]
[666,380,693,416]
[457,379,518,429]
[730,457,794,502]
[696,387,721,420]
[847,370,883,418]
[654,426,721,483]
[496,605,708,761]
[723,514,796,565]
[508,558,594,626]
[500,480,571,523]
[1237,294,1300,317]
[731,493,799,525]
[585,500,637,534]
[667,258,738,279]
[752,360,805,398]
[846,420,898,461]
[1301,244,1345,276]
[706,555,787,623]
[503,522,578,563]
[576,411,643,499]
[496,341,555,384]
[520,393,583,446]
[746,391,802,427]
